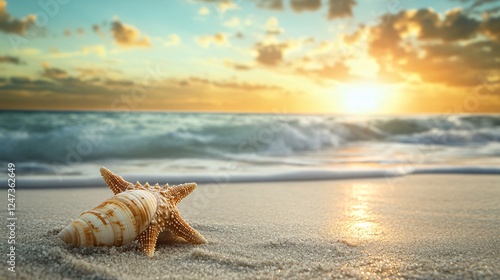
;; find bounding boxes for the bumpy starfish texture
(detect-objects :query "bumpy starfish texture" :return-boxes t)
[100,167,207,257]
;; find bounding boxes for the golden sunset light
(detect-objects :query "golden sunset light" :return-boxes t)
[0,0,499,114]
[337,83,392,114]
[2,2,500,278]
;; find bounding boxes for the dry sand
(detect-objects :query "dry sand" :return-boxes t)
[1,174,499,279]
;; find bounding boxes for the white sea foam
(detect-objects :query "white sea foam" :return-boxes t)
[12,166,500,188]
[1,111,499,187]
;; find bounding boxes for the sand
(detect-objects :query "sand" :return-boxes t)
[1,174,499,279]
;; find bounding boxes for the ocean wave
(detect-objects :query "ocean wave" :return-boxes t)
[1,111,499,164]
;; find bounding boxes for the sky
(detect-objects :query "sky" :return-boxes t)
[0,0,499,114]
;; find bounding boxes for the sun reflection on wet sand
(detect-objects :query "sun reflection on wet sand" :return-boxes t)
[340,184,382,246]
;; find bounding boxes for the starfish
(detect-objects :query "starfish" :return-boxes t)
[100,167,207,257]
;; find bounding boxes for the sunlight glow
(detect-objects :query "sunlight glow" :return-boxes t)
[338,83,391,114]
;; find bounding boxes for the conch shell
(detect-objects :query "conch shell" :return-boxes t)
[58,190,157,246]
[58,167,206,256]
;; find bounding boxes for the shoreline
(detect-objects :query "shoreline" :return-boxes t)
[2,174,499,279]
[8,166,500,189]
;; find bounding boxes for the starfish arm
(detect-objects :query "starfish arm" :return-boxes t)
[168,183,197,205]
[170,211,207,244]
[137,224,160,257]
[100,167,132,194]
[156,230,186,244]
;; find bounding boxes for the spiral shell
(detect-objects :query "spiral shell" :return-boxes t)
[58,190,158,247]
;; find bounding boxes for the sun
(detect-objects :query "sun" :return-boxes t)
[337,83,391,114]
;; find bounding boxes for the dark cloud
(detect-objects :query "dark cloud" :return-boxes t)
[482,16,500,41]
[63,29,71,37]
[290,0,321,12]
[74,67,122,78]
[105,79,134,87]
[254,0,283,10]
[189,76,280,91]
[42,67,70,80]
[328,0,356,20]
[425,41,500,70]
[455,0,500,14]
[3,77,61,93]
[10,76,31,84]
[232,63,252,71]
[255,43,289,66]
[366,8,484,59]
[224,60,252,71]
[0,55,23,65]
[92,24,105,37]
[111,20,151,48]
[252,0,356,18]
[1,64,138,105]
[358,8,500,88]
[366,12,406,59]
[412,8,480,41]
[0,0,36,35]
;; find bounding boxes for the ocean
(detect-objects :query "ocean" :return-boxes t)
[1,111,499,188]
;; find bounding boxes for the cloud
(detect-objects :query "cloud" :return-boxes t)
[188,76,281,91]
[254,0,283,10]
[366,8,484,62]
[265,17,284,35]
[255,43,288,66]
[457,0,500,14]
[104,79,134,87]
[355,8,500,88]
[17,47,40,55]
[195,33,228,47]
[253,38,307,66]
[224,17,240,28]
[250,0,356,19]
[74,67,122,79]
[49,45,107,58]
[92,24,105,37]
[0,63,290,112]
[409,8,480,42]
[328,0,356,20]
[290,0,321,12]
[307,40,335,56]
[197,0,238,14]
[110,19,151,48]
[482,16,500,41]
[39,64,133,89]
[295,62,351,81]
[198,6,210,15]
[42,66,70,80]
[0,0,36,35]
[76,28,85,35]
[224,59,252,70]
[1,72,135,105]
[6,76,55,90]
[217,1,238,14]
[0,55,23,65]
[164,34,181,47]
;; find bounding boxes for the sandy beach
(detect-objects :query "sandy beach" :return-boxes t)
[2,174,499,279]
